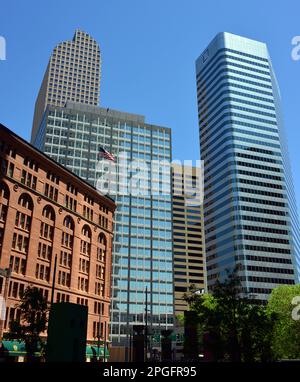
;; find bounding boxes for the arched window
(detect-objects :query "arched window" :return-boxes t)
[42,205,55,221]
[36,204,55,282]
[15,193,33,233]
[38,205,55,266]
[61,215,74,249]
[80,224,91,258]
[82,224,91,238]
[11,192,33,276]
[97,233,107,263]
[58,215,74,282]
[63,215,74,230]
[18,193,33,211]
[98,232,107,245]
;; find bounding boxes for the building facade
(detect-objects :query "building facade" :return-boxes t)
[32,30,101,143]
[196,32,300,302]
[0,123,115,342]
[172,163,206,315]
[32,102,174,359]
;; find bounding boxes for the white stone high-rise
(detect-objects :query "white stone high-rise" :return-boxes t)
[31,29,101,143]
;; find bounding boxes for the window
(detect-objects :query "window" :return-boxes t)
[99,215,108,229]
[35,263,50,282]
[24,157,38,172]
[95,282,104,297]
[99,204,108,214]
[94,301,104,315]
[9,255,26,275]
[61,232,73,249]
[67,183,78,195]
[79,258,89,274]
[58,270,71,287]
[77,297,88,306]
[0,182,9,200]
[65,195,77,212]
[84,194,94,205]
[8,281,25,299]
[44,183,58,202]
[78,277,88,292]
[42,205,55,221]
[15,211,31,231]
[96,264,104,280]
[38,242,52,261]
[56,292,70,303]
[0,159,14,177]
[62,216,74,250]
[21,170,37,190]
[46,171,59,184]
[0,203,7,223]
[12,233,29,253]
[63,216,74,230]
[40,222,54,240]
[80,225,91,257]
[97,233,107,263]
[59,250,72,268]
[82,225,91,238]
[83,205,93,221]
[8,162,14,177]
[18,194,33,210]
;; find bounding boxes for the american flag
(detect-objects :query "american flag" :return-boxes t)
[97,147,116,162]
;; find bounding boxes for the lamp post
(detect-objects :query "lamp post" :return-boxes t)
[97,302,102,362]
[0,267,11,343]
[103,321,107,362]
[50,254,57,307]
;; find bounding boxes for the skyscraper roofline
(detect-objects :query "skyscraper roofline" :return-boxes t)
[196,31,269,71]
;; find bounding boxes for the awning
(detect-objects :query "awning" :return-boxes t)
[1,341,109,358]
[1,340,26,357]
[1,340,41,357]
[86,345,109,358]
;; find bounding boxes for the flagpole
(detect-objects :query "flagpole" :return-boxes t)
[145,286,148,362]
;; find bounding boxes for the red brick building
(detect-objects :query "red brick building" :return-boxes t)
[0,123,115,343]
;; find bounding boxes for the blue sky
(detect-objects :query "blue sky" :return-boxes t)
[0,0,300,211]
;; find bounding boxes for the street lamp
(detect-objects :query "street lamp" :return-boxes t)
[0,267,11,343]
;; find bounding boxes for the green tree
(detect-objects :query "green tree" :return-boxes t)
[185,265,275,362]
[267,284,300,360]
[175,313,185,326]
[8,286,49,361]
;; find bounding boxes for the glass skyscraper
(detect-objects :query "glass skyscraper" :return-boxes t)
[196,32,300,302]
[33,101,174,356]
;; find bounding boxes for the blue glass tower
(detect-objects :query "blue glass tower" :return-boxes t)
[196,32,300,301]
[33,102,174,355]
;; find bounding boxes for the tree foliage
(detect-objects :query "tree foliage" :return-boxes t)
[184,265,275,362]
[266,284,300,360]
[8,285,49,359]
